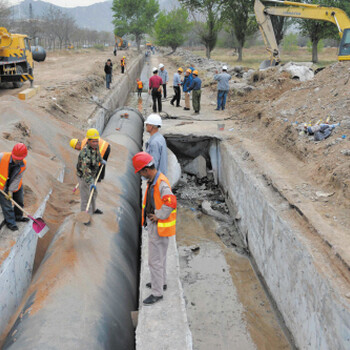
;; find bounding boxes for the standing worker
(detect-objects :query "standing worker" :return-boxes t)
[70,136,110,182]
[149,67,163,113]
[187,70,202,115]
[158,64,168,99]
[0,143,29,231]
[76,128,106,225]
[145,113,168,175]
[104,59,113,89]
[182,69,192,111]
[132,152,177,305]
[137,79,143,98]
[120,56,126,74]
[170,67,183,107]
[214,66,231,111]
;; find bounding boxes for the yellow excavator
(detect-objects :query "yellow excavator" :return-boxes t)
[254,0,350,68]
[0,27,34,88]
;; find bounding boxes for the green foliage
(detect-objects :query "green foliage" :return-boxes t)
[282,33,298,52]
[179,0,222,58]
[154,8,192,52]
[112,0,159,50]
[93,44,105,50]
[221,0,257,61]
[307,39,324,53]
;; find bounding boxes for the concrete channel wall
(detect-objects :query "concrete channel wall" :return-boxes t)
[212,142,350,350]
[0,169,64,336]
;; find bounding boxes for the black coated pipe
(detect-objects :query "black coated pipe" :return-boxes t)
[2,108,144,350]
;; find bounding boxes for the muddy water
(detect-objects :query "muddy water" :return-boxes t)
[126,64,292,350]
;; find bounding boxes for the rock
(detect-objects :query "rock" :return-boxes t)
[279,62,314,82]
[341,149,350,156]
[183,155,207,179]
[315,191,335,199]
[201,200,233,223]
[229,82,254,96]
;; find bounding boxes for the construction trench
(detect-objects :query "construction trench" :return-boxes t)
[0,54,349,350]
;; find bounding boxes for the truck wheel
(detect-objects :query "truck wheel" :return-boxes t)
[13,66,24,88]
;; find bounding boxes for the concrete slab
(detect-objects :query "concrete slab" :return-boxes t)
[17,86,40,101]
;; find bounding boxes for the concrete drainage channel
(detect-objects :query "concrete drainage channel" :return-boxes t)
[165,133,350,349]
[165,134,293,349]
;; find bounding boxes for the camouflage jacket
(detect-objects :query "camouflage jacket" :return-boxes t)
[76,144,102,185]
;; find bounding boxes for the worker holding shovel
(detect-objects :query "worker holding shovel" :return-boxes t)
[0,143,29,231]
[76,128,106,226]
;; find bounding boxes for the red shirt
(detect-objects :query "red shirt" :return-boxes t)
[149,75,163,89]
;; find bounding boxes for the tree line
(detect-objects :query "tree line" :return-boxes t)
[112,0,350,63]
[0,0,114,50]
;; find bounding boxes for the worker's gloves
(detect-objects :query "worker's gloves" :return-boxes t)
[5,192,12,201]
[101,159,107,166]
[90,184,97,192]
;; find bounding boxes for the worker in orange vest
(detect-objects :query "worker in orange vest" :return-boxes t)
[132,152,177,305]
[0,143,30,231]
[70,135,110,182]
[120,56,126,74]
[137,79,143,97]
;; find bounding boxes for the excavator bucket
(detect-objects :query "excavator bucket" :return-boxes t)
[260,58,279,70]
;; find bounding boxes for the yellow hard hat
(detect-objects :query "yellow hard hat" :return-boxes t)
[70,138,79,149]
[123,56,125,58]
[192,70,198,76]
[178,67,183,72]
[186,69,191,73]
[86,128,100,140]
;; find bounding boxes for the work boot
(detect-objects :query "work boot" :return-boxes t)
[84,221,91,226]
[176,105,181,107]
[183,107,190,111]
[94,209,103,214]
[6,223,19,231]
[143,294,163,306]
[146,282,167,291]
[214,108,220,111]
[15,216,30,222]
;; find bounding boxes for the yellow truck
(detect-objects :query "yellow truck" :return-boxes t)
[0,27,34,88]
[254,0,350,68]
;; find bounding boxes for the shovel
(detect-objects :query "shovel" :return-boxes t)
[0,188,49,238]
[72,183,79,193]
[76,165,104,224]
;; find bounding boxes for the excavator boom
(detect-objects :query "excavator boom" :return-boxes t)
[254,0,350,68]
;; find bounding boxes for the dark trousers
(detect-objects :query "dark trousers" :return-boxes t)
[98,145,111,182]
[171,86,181,106]
[162,84,167,98]
[138,88,142,97]
[106,74,111,89]
[152,89,162,112]
[217,90,228,110]
[0,186,24,226]
[121,66,125,74]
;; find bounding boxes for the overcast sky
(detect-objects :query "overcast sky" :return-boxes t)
[8,0,107,8]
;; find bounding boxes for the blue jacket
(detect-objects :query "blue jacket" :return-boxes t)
[188,77,201,91]
[182,74,193,92]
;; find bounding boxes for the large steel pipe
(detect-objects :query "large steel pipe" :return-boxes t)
[2,107,144,350]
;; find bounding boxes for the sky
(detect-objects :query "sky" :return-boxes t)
[8,0,108,8]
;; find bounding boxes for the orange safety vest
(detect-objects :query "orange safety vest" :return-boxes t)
[81,138,109,158]
[142,173,176,237]
[137,81,143,89]
[0,152,26,192]
[121,59,125,67]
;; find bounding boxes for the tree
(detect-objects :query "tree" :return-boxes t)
[179,0,222,58]
[295,0,346,63]
[112,0,159,51]
[154,8,192,53]
[221,0,257,61]
[271,16,289,46]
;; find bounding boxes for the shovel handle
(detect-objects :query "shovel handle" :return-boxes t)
[0,188,32,218]
[85,164,104,212]
[73,183,79,193]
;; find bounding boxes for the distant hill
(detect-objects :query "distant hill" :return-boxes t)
[10,0,180,32]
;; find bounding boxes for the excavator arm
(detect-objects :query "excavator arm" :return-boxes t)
[254,0,350,68]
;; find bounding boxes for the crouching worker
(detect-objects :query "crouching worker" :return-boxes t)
[76,128,106,225]
[70,136,110,182]
[0,143,29,231]
[132,152,177,305]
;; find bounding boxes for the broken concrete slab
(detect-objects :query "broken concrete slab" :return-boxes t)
[201,200,233,223]
[183,155,207,179]
[279,62,314,82]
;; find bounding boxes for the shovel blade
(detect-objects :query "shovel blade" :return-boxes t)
[28,216,49,237]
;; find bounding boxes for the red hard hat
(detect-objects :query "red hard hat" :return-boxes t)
[132,152,154,173]
[12,143,28,160]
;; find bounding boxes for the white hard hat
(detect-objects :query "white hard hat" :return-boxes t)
[152,67,158,73]
[145,113,162,127]
[222,65,228,71]
[159,63,164,69]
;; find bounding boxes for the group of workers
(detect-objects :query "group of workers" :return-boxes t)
[104,56,127,89]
